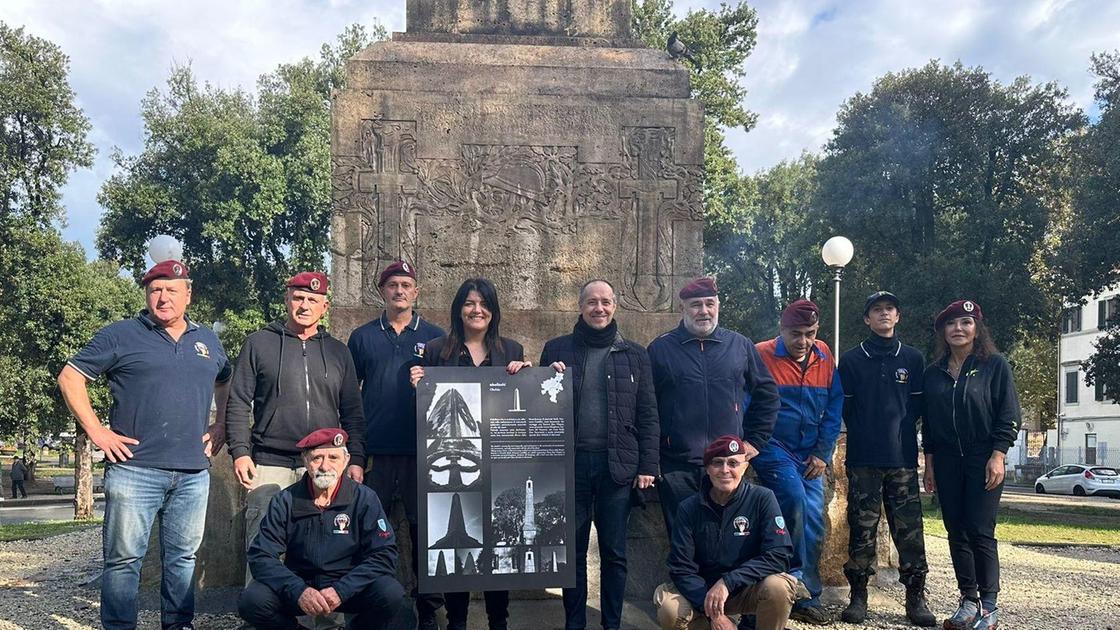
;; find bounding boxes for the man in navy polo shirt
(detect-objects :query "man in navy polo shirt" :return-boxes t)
[58,259,232,630]
[837,291,935,626]
[346,260,444,629]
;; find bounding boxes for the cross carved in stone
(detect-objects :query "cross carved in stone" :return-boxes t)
[357,119,420,265]
[619,128,679,311]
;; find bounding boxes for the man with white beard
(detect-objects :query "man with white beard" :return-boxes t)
[238,428,403,630]
[648,277,780,537]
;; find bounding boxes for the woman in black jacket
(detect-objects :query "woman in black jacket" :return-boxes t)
[921,300,1020,630]
[410,278,529,630]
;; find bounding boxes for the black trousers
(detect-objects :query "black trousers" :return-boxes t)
[933,452,1003,600]
[238,577,404,630]
[444,590,509,626]
[366,454,445,619]
[657,461,703,537]
[10,480,27,498]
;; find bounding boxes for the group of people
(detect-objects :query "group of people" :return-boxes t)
[58,257,1020,630]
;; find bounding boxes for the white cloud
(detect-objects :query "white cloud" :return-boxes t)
[1,0,1115,254]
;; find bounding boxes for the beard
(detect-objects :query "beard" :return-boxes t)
[684,314,718,337]
[311,470,338,490]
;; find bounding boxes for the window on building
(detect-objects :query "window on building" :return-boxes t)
[1062,306,1082,333]
[1095,379,1111,402]
[1086,433,1098,465]
[1099,297,1120,330]
[1065,370,1079,404]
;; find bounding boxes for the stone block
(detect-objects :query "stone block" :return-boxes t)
[406,0,632,38]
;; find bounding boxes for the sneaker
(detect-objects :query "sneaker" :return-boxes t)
[417,616,440,630]
[970,608,998,630]
[790,604,833,625]
[942,597,979,630]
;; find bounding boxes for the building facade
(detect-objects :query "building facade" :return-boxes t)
[1050,286,1120,467]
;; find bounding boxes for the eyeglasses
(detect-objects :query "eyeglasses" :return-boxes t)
[707,458,745,470]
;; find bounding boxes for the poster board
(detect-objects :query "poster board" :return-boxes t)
[416,366,576,592]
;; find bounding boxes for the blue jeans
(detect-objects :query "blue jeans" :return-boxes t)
[752,445,825,608]
[563,451,632,630]
[102,464,209,630]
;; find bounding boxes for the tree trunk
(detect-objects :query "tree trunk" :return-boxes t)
[74,429,94,520]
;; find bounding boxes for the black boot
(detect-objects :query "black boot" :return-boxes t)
[903,574,937,627]
[840,570,869,624]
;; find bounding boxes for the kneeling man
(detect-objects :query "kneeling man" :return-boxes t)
[239,428,404,630]
[655,436,797,630]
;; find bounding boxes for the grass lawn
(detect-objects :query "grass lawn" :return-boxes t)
[923,496,1120,546]
[0,519,102,542]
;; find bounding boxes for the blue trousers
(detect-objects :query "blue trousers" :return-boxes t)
[752,445,825,608]
[101,464,209,630]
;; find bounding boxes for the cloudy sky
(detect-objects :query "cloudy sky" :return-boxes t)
[3,0,1116,258]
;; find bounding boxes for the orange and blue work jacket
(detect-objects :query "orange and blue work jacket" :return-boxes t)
[755,337,843,462]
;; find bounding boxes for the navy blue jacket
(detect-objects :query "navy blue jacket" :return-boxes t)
[540,328,660,484]
[668,476,793,610]
[648,323,780,466]
[838,335,925,468]
[922,353,1021,456]
[248,475,397,605]
[347,313,444,455]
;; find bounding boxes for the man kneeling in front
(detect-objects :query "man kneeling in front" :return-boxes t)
[239,428,404,629]
[655,435,797,630]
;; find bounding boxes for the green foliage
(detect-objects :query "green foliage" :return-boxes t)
[96,23,387,327]
[0,24,138,440]
[0,22,94,228]
[708,154,829,339]
[1083,322,1120,406]
[1007,335,1058,430]
[816,61,1084,352]
[631,0,758,224]
[0,518,102,542]
[0,229,142,437]
[1050,51,1120,299]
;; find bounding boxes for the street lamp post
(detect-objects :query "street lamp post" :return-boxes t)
[821,236,854,361]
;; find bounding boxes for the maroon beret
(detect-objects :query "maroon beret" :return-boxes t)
[703,435,748,466]
[287,271,329,295]
[934,299,984,329]
[141,260,189,286]
[378,260,417,287]
[680,277,718,300]
[296,428,349,451]
[780,299,820,328]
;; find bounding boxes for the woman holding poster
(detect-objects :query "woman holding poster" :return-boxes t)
[411,277,530,630]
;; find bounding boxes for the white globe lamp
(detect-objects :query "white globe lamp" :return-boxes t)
[147,235,183,264]
[821,236,854,268]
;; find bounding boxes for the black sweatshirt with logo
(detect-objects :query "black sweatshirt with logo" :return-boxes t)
[921,353,1021,456]
[227,321,365,467]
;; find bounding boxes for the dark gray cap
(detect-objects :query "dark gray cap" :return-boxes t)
[863,290,900,315]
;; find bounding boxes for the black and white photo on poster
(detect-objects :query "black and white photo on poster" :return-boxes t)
[490,462,565,547]
[416,367,575,592]
[426,438,482,490]
[424,382,482,438]
[427,492,484,555]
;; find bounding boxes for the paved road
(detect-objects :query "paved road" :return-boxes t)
[0,501,104,524]
[1003,484,1120,511]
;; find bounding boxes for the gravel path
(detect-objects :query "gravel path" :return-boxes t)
[1,529,1117,629]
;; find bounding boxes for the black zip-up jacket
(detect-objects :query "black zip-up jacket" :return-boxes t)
[648,323,780,466]
[922,353,1021,456]
[540,329,660,484]
[668,476,792,611]
[227,321,365,467]
[248,475,397,605]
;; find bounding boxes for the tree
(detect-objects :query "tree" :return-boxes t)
[1049,52,1120,400]
[97,23,386,333]
[816,61,1084,352]
[632,0,759,223]
[707,154,829,338]
[1007,335,1058,430]
[0,23,94,229]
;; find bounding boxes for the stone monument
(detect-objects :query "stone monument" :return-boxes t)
[329,0,704,359]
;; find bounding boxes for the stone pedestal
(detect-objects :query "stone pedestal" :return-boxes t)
[328,0,704,355]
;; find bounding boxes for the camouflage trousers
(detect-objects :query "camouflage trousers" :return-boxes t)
[844,466,928,580]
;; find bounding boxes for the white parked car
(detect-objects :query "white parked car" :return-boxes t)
[1035,464,1120,498]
